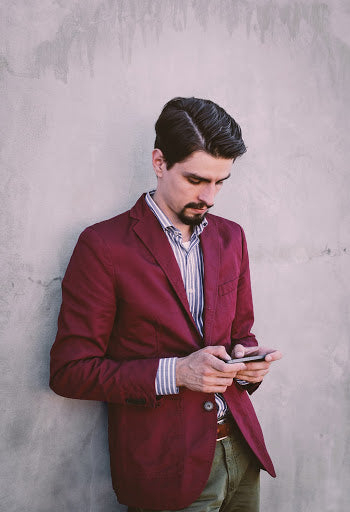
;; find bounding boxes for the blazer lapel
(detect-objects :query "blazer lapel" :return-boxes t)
[130,196,200,334]
[200,216,220,345]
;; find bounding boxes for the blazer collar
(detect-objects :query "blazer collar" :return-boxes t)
[130,195,198,334]
[130,195,220,343]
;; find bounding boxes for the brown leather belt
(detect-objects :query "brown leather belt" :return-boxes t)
[216,417,233,441]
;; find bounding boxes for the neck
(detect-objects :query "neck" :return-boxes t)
[181,229,192,243]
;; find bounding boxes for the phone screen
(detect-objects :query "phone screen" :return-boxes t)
[226,354,267,364]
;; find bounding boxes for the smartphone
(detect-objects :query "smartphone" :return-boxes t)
[226,354,267,364]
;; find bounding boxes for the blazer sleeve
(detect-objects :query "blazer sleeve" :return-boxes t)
[49,227,160,407]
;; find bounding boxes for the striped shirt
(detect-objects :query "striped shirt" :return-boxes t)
[145,191,228,419]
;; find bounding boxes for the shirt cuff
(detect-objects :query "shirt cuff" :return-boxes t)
[155,357,179,395]
[235,379,250,386]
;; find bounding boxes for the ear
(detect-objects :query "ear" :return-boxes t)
[152,149,167,178]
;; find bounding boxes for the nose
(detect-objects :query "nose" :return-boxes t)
[198,183,216,207]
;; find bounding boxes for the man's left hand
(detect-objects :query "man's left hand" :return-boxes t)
[232,344,283,384]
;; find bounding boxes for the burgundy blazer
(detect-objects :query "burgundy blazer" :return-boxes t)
[50,194,275,510]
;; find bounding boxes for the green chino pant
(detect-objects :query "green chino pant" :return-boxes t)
[133,423,260,512]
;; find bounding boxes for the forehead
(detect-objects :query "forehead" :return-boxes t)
[174,151,233,180]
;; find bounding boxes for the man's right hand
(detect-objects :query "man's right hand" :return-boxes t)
[175,346,246,393]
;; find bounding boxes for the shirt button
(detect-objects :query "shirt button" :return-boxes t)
[203,400,215,412]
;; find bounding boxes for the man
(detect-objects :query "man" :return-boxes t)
[50,97,282,512]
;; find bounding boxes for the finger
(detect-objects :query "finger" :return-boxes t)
[241,346,260,356]
[237,369,269,379]
[202,385,230,393]
[200,376,234,393]
[210,376,234,387]
[210,357,246,374]
[204,345,231,362]
[265,350,283,362]
[232,344,245,358]
[233,345,261,358]
[244,361,270,370]
[236,376,263,384]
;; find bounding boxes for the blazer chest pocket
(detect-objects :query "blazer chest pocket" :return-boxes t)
[217,278,239,311]
[218,277,239,296]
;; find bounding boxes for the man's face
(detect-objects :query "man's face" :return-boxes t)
[152,150,233,231]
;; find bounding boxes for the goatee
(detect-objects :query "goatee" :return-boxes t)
[178,202,212,226]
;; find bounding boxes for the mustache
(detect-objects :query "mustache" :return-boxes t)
[184,202,213,210]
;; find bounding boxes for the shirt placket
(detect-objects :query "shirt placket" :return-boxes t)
[185,247,194,318]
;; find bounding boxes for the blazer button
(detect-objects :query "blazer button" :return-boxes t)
[203,400,214,412]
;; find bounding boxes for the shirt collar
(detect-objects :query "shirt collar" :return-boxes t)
[145,191,208,238]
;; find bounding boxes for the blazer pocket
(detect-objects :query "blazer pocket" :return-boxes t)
[218,277,239,296]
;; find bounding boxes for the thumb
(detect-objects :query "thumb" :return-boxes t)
[233,344,245,358]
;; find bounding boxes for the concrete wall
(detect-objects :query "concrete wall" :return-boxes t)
[1,1,349,510]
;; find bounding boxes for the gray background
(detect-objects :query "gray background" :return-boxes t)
[1,1,349,511]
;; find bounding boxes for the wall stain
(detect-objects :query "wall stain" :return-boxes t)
[1,0,349,89]
[0,54,33,79]
[34,3,105,82]
[320,246,349,258]
[28,276,63,288]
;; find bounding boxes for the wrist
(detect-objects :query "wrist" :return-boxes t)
[175,357,186,387]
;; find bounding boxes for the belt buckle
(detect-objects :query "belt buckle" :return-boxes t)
[216,416,230,442]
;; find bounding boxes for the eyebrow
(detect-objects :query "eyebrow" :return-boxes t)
[184,172,231,184]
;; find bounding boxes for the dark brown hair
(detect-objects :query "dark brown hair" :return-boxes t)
[154,97,246,169]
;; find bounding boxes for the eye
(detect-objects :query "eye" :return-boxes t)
[216,180,224,186]
[188,178,201,185]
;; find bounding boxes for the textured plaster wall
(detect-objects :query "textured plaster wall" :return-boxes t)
[1,1,349,511]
